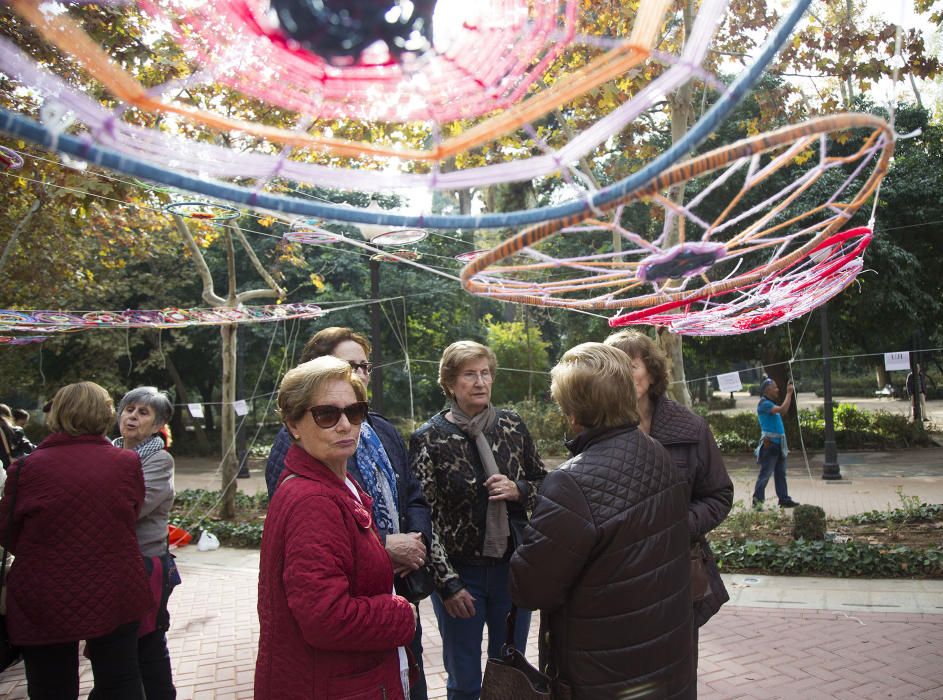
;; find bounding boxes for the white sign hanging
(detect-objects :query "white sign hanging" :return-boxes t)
[187,403,205,419]
[884,352,910,371]
[716,371,743,393]
[233,399,249,416]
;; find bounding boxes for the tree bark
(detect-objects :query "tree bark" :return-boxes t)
[658,0,696,407]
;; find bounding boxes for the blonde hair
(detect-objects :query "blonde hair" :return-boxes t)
[551,343,639,429]
[604,329,670,398]
[438,341,497,400]
[278,356,368,425]
[47,382,116,436]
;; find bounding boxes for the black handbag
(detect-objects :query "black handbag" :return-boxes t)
[394,564,435,604]
[0,458,23,671]
[481,606,570,700]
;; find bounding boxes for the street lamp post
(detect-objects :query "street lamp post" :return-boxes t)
[820,302,841,480]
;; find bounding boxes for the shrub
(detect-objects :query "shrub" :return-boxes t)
[706,404,933,454]
[707,395,737,410]
[713,538,943,577]
[792,505,826,541]
[508,398,569,457]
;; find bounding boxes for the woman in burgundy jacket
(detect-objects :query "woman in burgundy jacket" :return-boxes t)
[0,382,154,699]
[255,357,416,700]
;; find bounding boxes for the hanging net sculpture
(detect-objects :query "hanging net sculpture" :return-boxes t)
[610,227,873,335]
[459,114,892,333]
[0,303,325,334]
[0,0,812,230]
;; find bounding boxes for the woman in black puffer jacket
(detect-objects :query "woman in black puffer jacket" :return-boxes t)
[510,343,694,700]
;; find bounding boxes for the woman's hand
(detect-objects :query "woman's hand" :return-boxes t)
[484,474,521,502]
[443,588,476,619]
[386,532,427,575]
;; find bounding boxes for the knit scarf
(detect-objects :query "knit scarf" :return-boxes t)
[448,402,508,558]
[354,422,400,535]
[113,434,164,461]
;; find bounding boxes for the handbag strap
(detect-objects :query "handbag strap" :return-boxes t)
[1,457,23,592]
[503,604,520,653]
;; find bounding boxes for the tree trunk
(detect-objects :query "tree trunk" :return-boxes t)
[657,0,696,408]
[219,322,238,518]
[875,364,888,390]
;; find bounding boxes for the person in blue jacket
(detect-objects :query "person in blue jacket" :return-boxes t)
[266,326,432,700]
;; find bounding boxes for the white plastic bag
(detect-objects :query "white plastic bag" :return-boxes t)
[197,530,220,551]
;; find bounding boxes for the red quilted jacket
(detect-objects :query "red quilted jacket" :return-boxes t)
[0,432,154,645]
[255,445,416,700]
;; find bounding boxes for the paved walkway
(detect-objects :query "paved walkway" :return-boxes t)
[1,447,941,698]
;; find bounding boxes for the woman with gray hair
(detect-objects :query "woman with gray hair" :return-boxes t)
[409,340,546,700]
[114,386,178,700]
[509,342,694,699]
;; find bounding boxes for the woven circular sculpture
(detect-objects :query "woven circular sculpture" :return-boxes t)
[609,227,872,334]
[269,0,435,65]
[459,114,892,320]
[0,303,325,333]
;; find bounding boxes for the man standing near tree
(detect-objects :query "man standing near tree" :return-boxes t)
[752,377,799,509]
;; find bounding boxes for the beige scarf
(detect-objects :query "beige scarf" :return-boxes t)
[449,402,508,558]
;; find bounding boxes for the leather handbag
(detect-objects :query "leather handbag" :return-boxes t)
[690,541,711,602]
[0,457,23,672]
[481,606,571,700]
[395,564,435,604]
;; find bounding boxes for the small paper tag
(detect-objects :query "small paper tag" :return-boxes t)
[233,399,249,416]
[716,371,743,393]
[884,352,910,371]
[188,403,204,419]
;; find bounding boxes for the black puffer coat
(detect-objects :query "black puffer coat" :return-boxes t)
[509,424,694,700]
[650,396,733,627]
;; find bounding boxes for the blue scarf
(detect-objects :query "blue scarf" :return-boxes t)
[355,422,400,535]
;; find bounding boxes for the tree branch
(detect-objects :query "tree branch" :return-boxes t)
[0,198,43,274]
[173,213,226,306]
[232,223,285,298]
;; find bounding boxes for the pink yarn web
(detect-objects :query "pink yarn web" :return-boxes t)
[609,227,872,335]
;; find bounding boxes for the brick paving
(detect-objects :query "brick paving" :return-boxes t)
[1,556,940,699]
[1,445,940,698]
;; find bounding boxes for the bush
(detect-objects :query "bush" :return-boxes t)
[793,505,826,541]
[707,395,736,410]
[713,538,943,577]
[706,403,933,454]
[509,398,569,457]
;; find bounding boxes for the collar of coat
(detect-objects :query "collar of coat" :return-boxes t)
[35,432,114,451]
[281,443,374,531]
[649,395,702,445]
[565,423,637,456]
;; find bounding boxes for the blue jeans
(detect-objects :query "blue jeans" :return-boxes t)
[753,440,790,504]
[431,562,531,700]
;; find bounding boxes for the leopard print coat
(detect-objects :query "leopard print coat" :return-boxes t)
[408,408,547,598]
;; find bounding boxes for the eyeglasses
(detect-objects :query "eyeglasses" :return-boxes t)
[308,401,369,429]
[459,369,493,383]
[348,361,374,374]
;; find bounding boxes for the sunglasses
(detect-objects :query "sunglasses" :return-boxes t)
[308,401,369,429]
[348,360,374,374]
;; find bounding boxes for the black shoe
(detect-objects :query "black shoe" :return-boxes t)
[752,498,764,510]
[779,499,800,508]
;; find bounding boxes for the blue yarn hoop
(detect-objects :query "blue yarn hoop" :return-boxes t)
[0,0,810,231]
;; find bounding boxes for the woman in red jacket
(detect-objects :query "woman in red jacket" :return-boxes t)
[255,356,417,700]
[0,382,154,699]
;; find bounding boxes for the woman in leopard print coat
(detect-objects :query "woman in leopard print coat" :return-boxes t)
[408,341,546,700]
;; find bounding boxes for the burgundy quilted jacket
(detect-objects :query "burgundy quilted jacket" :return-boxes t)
[0,432,153,646]
[649,396,733,627]
[509,425,694,700]
[254,445,416,700]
